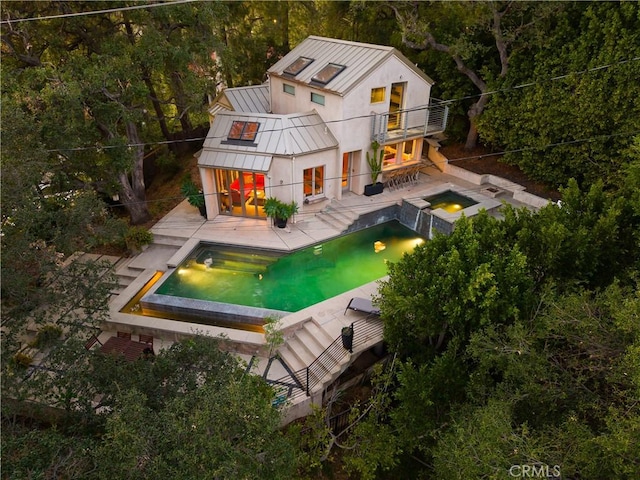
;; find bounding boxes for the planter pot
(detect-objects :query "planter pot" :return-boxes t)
[364,182,384,196]
[274,217,288,228]
[198,204,207,219]
[341,327,353,352]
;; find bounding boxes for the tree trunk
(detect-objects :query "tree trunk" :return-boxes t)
[170,71,193,132]
[119,122,151,225]
[143,72,175,148]
[464,94,490,150]
[117,172,151,225]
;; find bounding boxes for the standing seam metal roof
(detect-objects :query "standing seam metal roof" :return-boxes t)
[201,111,338,158]
[268,36,435,95]
[209,84,270,117]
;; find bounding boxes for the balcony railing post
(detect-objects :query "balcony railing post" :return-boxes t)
[423,106,430,136]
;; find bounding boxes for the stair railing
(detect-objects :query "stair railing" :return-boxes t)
[269,315,384,404]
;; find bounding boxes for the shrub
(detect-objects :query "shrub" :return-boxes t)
[124,226,153,253]
[13,352,33,368]
[34,324,62,348]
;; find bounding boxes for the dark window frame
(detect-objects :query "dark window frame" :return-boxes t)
[226,120,260,142]
[311,63,346,85]
[283,56,314,76]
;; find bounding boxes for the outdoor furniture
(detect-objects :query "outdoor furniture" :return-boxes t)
[117,331,131,340]
[138,334,153,345]
[84,335,102,350]
[100,336,149,362]
[344,297,380,316]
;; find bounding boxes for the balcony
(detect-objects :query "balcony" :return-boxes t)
[371,99,449,144]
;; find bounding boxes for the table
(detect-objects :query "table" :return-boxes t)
[100,336,151,361]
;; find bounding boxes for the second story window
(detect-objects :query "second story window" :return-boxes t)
[227,121,260,142]
[311,92,325,106]
[283,83,295,95]
[371,87,386,103]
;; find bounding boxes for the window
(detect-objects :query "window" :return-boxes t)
[311,63,346,85]
[310,92,325,106]
[227,121,259,142]
[283,83,295,95]
[284,56,314,76]
[371,87,386,103]
[382,140,418,168]
[304,166,324,198]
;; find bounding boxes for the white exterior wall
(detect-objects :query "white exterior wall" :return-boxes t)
[269,56,433,196]
[340,57,433,194]
[269,149,340,210]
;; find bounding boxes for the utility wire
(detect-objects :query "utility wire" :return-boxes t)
[0,0,198,25]
[42,55,640,155]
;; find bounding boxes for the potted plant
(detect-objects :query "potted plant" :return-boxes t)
[364,140,384,196]
[181,176,207,218]
[264,197,298,228]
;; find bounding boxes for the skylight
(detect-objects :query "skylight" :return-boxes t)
[228,121,260,142]
[311,63,346,85]
[283,56,314,76]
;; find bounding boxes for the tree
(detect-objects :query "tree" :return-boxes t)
[477,2,640,187]
[1,1,226,224]
[391,1,563,149]
[378,212,534,360]
[2,336,299,480]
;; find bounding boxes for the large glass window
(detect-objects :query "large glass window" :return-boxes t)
[382,140,418,168]
[304,166,324,199]
[216,169,266,218]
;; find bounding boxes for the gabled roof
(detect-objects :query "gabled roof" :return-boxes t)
[268,36,435,95]
[198,111,338,170]
[209,84,270,116]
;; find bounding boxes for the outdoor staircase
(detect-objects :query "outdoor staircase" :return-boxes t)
[315,200,360,232]
[111,256,147,296]
[270,315,384,405]
[277,320,335,374]
[111,234,185,297]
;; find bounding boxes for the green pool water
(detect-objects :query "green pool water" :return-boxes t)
[425,190,478,213]
[155,221,425,312]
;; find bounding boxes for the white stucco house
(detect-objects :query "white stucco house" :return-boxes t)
[197,36,448,220]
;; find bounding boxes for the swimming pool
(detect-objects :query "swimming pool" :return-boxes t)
[424,190,478,213]
[140,221,424,326]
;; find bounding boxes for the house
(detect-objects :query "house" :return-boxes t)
[197,36,448,220]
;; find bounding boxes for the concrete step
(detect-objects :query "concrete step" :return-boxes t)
[295,326,329,358]
[151,234,188,247]
[276,345,307,374]
[284,336,316,367]
[315,201,360,232]
[303,320,336,346]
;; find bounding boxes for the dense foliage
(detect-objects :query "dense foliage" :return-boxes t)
[2,336,297,480]
[3,2,640,479]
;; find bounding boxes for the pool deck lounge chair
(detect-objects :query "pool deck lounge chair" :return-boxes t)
[345,297,380,316]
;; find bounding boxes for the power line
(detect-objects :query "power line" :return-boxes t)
[0,0,198,25]
[41,55,639,155]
